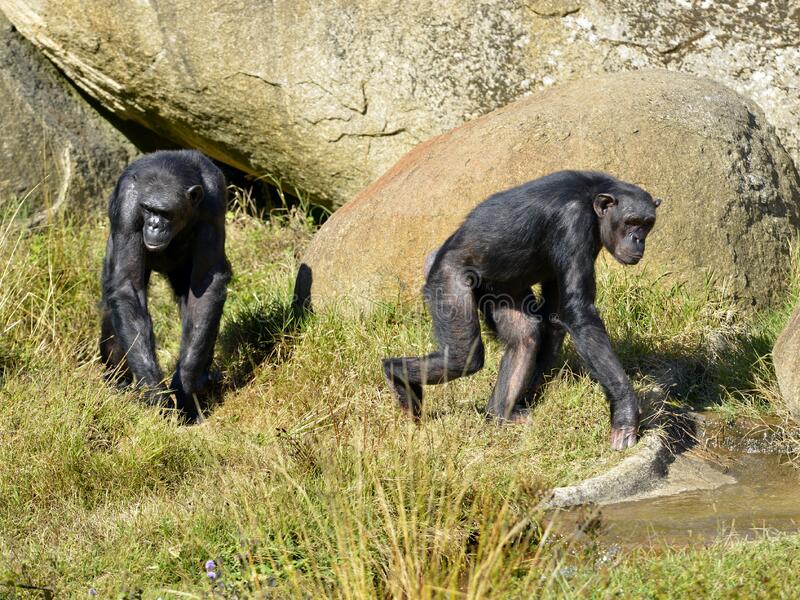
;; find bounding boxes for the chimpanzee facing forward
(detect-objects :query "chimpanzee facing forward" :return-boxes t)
[382,171,661,450]
[100,150,231,419]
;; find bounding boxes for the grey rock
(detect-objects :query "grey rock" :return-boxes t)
[543,434,675,508]
[1,1,798,207]
[543,413,737,509]
[0,12,136,217]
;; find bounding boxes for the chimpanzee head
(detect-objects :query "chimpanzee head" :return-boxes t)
[593,183,660,265]
[138,175,204,252]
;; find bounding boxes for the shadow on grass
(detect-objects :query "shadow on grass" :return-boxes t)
[555,324,778,412]
[185,299,307,419]
[216,298,310,393]
[89,298,311,425]
[392,322,776,424]
[171,266,315,421]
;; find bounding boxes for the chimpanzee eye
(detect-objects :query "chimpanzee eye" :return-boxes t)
[143,206,171,219]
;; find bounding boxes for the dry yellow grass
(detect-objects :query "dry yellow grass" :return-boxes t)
[0,201,798,598]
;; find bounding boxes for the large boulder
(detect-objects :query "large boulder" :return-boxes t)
[0,13,136,216]
[300,71,800,312]
[774,302,800,420]
[1,1,798,208]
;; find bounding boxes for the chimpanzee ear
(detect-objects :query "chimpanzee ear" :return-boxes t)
[653,198,663,208]
[187,185,204,207]
[593,193,617,217]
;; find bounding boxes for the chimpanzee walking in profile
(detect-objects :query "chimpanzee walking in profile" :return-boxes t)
[382,171,661,450]
[100,150,231,420]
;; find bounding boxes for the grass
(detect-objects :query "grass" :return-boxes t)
[0,194,798,598]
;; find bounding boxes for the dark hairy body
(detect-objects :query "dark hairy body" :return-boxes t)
[100,150,231,419]
[383,171,660,450]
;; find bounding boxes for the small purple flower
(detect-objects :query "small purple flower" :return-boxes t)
[205,559,218,581]
[88,589,98,597]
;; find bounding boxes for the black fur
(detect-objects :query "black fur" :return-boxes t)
[382,170,660,450]
[99,150,231,419]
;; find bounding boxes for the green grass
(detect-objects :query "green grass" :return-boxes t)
[0,198,798,598]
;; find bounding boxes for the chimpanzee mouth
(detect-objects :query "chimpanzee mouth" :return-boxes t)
[615,252,642,265]
[144,240,170,252]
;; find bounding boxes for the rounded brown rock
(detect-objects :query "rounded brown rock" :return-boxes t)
[301,70,800,312]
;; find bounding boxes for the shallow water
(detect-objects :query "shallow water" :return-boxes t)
[594,451,800,547]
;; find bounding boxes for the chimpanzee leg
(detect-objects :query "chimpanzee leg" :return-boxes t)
[526,280,565,400]
[99,303,132,386]
[167,255,230,419]
[101,256,165,404]
[484,289,545,420]
[559,269,640,450]
[167,268,195,415]
[382,267,484,418]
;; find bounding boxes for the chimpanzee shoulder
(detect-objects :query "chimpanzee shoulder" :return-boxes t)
[460,171,613,231]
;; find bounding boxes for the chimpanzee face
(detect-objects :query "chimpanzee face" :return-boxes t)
[140,184,203,252]
[594,189,660,265]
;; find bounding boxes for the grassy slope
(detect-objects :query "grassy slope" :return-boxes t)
[0,204,797,598]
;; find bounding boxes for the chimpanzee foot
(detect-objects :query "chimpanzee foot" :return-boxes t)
[140,385,171,408]
[182,395,204,425]
[387,378,422,420]
[103,370,133,390]
[610,425,638,450]
[486,407,530,424]
[509,408,531,424]
[382,361,422,420]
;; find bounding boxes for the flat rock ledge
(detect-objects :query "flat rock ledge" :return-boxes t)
[541,414,736,509]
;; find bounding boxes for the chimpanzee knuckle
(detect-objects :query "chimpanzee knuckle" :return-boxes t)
[610,425,639,450]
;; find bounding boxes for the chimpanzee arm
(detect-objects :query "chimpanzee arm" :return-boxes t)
[171,221,231,409]
[556,254,639,450]
[104,231,165,400]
